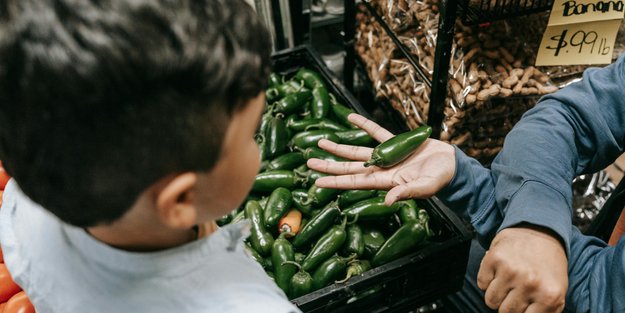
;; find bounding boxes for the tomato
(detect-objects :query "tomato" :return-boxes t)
[0,162,9,190]
[3,291,34,313]
[0,264,20,303]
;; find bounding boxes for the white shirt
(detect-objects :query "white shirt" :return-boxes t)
[0,180,301,313]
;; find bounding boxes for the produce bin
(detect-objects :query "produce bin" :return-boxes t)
[270,45,474,312]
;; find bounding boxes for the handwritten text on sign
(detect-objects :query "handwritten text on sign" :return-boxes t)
[536,19,621,66]
[550,0,625,25]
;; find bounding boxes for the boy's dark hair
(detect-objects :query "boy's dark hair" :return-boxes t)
[0,0,271,227]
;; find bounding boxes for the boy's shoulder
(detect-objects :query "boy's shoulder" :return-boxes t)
[0,181,300,313]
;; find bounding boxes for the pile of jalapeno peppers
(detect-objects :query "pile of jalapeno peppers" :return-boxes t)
[217,68,433,299]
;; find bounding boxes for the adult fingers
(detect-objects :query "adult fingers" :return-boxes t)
[483,277,512,310]
[314,172,392,190]
[307,158,373,175]
[347,113,394,142]
[317,139,372,161]
[498,288,531,313]
[384,177,441,205]
[477,253,496,291]
[524,302,564,313]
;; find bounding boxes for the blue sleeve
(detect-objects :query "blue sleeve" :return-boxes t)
[566,229,625,312]
[437,147,502,246]
[490,55,625,256]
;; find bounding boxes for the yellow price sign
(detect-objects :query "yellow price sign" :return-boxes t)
[549,0,625,25]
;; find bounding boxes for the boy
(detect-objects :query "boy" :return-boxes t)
[308,53,625,312]
[0,0,300,312]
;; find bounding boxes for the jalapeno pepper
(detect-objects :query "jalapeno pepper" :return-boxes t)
[264,187,293,229]
[287,118,347,132]
[230,210,246,224]
[294,68,325,89]
[266,152,306,171]
[336,259,371,283]
[245,243,269,269]
[291,189,314,216]
[292,201,341,248]
[289,269,313,299]
[343,197,400,220]
[272,90,312,116]
[302,185,341,208]
[396,199,419,224]
[265,115,290,159]
[337,190,378,208]
[252,170,306,193]
[268,73,283,88]
[364,125,432,168]
[272,233,297,295]
[343,224,365,258]
[371,221,428,267]
[289,130,340,150]
[299,147,346,162]
[311,86,331,119]
[266,80,306,103]
[311,255,350,290]
[244,200,274,256]
[301,218,347,272]
[293,166,328,188]
[329,96,357,129]
[336,129,376,147]
[362,228,386,259]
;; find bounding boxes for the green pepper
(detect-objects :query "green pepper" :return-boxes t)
[336,129,376,147]
[252,170,306,193]
[230,210,246,224]
[244,200,274,256]
[272,90,312,116]
[265,115,290,159]
[364,125,432,168]
[272,233,297,295]
[258,196,269,209]
[292,201,341,248]
[287,118,347,132]
[343,224,365,257]
[362,228,386,259]
[301,218,347,272]
[291,189,314,216]
[302,184,341,208]
[311,86,331,119]
[263,187,293,229]
[265,152,306,171]
[337,190,378,208]
[371,221,428,267]
[216,212,233,226]
[266,80,306,103]
[336,260,371,283]
[294,252,306,264]
[329,96,357,129]
[396,199,420,224]
[343,197,400,220]
[289,130,340,150]
[311,255,349,290]
[290,269,313,299]
[256,112,273,160]
[245,243,269,269]
[294,166,328,188]
[300,147,346,162]
[268,73,283,88]
[295,68,325,89]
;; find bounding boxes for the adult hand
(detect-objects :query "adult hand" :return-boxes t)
[478,225,568,313]
[307,113,455,205]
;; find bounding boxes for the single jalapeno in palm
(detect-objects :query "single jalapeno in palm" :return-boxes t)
[289,130,340,150]
[265,115,290,159]
[311,255,352,290]
[337,190,378,208]
[336,259,371,283]
[311,86,331,119]
[272,232,297,295]
[364,125,432,168]
[343,224,365,257]
[299,146,346,162]
[295,68,325,89]
[264,187,293,229]
[343,196,401,221]
[272,90,312,116]
[371,220,428,267]
[336,129,376,147]
[292,201,341,248]
[252,170,306,193]
[301,218,347,272]
[244,200,274,256]
[266,152,306,171]
[329,95,358,129]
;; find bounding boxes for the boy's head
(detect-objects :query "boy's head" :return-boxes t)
[0,0,271,227]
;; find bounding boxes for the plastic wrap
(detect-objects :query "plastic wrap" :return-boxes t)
[572,171,616,232]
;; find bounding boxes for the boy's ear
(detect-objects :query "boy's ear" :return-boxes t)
[154,172,198,229]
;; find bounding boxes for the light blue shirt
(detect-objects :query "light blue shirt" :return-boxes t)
[0,180,301,313]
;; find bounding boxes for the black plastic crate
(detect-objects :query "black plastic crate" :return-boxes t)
[459,0,553,25]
